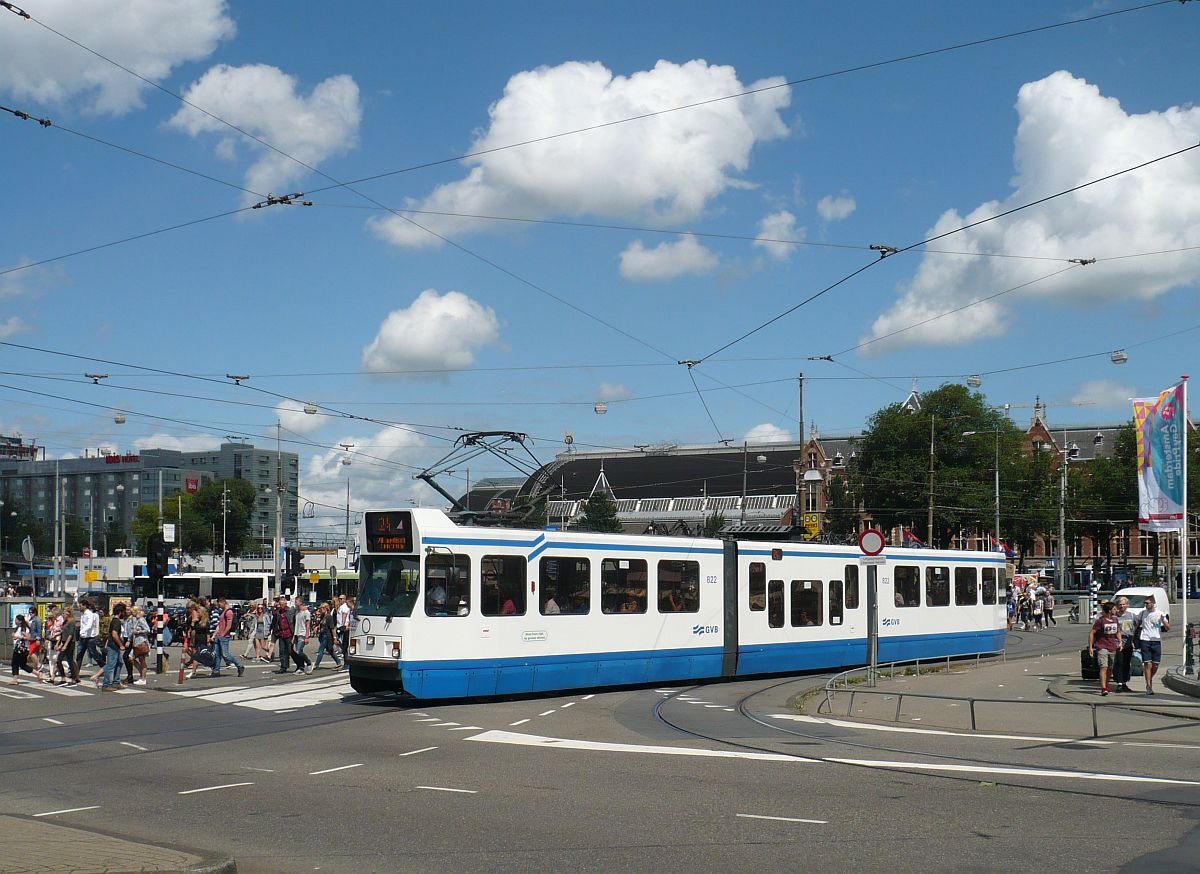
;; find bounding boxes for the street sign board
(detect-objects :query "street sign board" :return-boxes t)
[858,528,886,556]
[309,572,318,585]
[162,523,176,544]
[859,555,887,566]
[330,566,338,583]
[21,535,34,563]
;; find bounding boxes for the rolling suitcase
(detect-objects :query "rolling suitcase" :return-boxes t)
[1080,647,1099,681]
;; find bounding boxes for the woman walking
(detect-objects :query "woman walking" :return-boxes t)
[55,608,80,685]
[9,615,35,684]
[127,607,151,685]
[250,602,271,662]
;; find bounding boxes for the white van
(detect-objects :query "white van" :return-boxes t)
[1113,585,1171,619]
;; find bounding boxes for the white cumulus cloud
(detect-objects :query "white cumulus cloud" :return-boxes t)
[0,316,29,339]
[169,64,362,201]
[753,210,802,261]
[274,400,332,436]
[0,0,234,115]
[816,194,856,221]
[744,423,791,444]
[361,289,501,375]
[597,382,631,401]
[133,432,222,452]
[619,236,719,281]
[864,72,1200,352]
[1072,379,1136,410]
[368,59,790,249]
[302,427,434,515]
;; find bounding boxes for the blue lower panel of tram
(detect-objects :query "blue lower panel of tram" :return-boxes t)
[378,629,999,698]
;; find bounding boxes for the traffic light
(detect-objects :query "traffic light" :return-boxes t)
[147,532,168,583]
[287,546,302,576]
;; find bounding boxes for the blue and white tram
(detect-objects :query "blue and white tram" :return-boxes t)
[346,509,1007,698]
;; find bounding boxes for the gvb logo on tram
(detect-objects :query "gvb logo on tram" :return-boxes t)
[692,624,720,636]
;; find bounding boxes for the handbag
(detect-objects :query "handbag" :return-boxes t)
[134,641,151,657]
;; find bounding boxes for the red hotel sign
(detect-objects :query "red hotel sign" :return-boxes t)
[104,454,140,464]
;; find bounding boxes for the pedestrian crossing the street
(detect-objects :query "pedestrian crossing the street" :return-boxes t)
[1,673,352,713]
[165,672,353,713]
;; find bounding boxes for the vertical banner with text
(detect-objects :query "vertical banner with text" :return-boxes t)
[1133,382,1186,532]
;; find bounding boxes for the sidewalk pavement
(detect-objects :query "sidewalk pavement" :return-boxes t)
[809,624,1200,739]
[0,814,234,874]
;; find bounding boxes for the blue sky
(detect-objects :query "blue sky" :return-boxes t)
[2,1,1198,529]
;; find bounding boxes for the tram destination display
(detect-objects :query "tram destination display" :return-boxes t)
[365,511,414,553]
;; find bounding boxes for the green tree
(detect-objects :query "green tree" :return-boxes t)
[569,492,624,533]
[823,474,860,544]
[855,384,1018,547]
[510,494,548,529]
[1003,447,1059,570]
[190,478,258,555]
[4,502,51,557]
[1074,423,1138,585]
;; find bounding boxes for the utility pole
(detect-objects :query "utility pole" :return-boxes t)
[275,421,283,598]
[1058,449,1068,593]
[926,414,935,546]
[221,483,229,575]
[53,460,60,596]
[796,373,804,523]
[741,441,749,523]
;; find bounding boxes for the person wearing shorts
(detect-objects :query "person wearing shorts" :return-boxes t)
[1137,595,1169,695]
[1087,600,1122,696]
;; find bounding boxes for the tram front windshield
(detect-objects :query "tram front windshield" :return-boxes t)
[358,555,421,618]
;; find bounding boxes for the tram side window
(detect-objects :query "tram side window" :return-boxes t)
[657,560,700,613]
[540,557,590,615]
[829,580,843,625]
[999,568,1009,601]
[982,567,997,604]
[791,580,823,626]
[767,580,784,628]
[844,565,860,609]
[926,566,950,606]
[602,559,647,614]
[955,567,978,606]
[894,566,919,607]
[749,562,766,612]
[481,555,527,616]
[425,553,471,617]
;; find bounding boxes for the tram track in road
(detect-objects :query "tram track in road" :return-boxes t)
[651,677,1200,810]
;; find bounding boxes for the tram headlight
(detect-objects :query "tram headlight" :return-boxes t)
[391,640,402,659]
[349,638,357,654]
[366,636,375,647]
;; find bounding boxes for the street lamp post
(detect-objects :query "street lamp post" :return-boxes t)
[1059,442,1080,597]
[963,429,1002,551]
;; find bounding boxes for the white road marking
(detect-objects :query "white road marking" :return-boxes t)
[178,782,255,795]
[400,747,438,757]
[119,742,149,752]
[42,718,64,725]
[538,710,556,717]
[737,813,827,824]
[448,726,482,731]
[276,709,297,713]
[416,785,477,794]
[466,730,812,762]
[826,758,1200,786]
[416,717,441,722]
[705,705,723,708]
[113,687,144,695]
[38,684,93,697]
[561,702,575,708]
[509,719,530,726]
[0,687,42,699]
[33,806,100,817]
[309,763,363,775]
[724,708,735,712]
[582,694,594,700]
[431,722,460,727]
[243,767,275,772]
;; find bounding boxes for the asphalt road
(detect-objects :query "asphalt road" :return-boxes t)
[1,627,1196,874]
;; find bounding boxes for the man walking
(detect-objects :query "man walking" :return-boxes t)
[272,596,294,674]
[1112,597,1140,692]
[211,597,245,679]
[76,599,101,669]
[101,603,128,691]
[1087,600,1123,697]
[336,594,352,664]
[1138,595,1169,695]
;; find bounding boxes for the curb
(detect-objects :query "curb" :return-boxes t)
[1162,666,1200,700]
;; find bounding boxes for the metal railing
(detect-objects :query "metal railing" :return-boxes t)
[818,651,1139,736]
